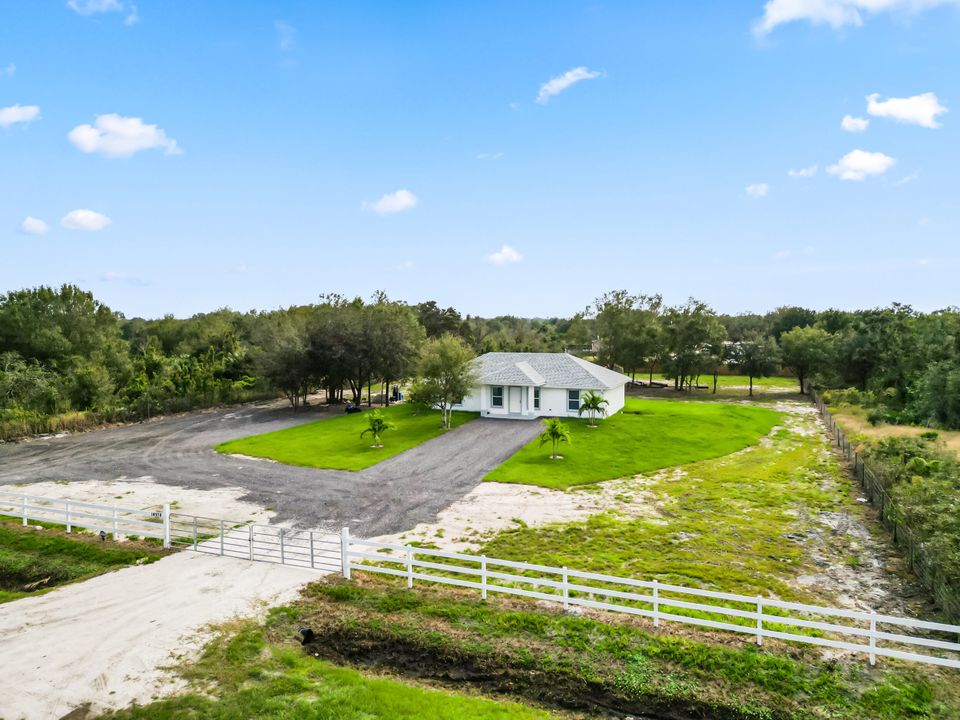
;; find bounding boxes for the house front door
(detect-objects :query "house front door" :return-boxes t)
[509,386,522,413]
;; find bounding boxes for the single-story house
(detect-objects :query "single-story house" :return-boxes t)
[455,352,631,419]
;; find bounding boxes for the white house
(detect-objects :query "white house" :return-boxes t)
[456,352,630,419]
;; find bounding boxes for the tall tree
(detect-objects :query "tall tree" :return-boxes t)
[731,333,781,397]
[779,326,834,394]
[409,334,477,429]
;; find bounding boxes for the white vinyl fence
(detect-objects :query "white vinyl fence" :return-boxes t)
[3,489,958,670]
[342,531,960,670]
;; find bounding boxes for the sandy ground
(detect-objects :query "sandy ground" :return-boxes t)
[0,552,317,720]
[0,477,277,526]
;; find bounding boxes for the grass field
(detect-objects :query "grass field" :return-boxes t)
[261,578,957,720]
[484,399,781,489]
[99,614,552,720]
[214,404,477,471]
[0,519,167,603]
[641,373,798,390]
[480,408,890,606]
[830,403,960,459]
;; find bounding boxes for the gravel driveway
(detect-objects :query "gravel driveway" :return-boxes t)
[0,402,542,536]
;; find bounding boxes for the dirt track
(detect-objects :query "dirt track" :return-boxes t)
[0,401,541,536]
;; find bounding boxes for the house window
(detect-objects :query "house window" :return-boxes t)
[491,386,504,408]
[533,387,541,410]
[567,389,580,412]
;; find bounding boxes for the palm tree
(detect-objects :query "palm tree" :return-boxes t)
[360,410,395,449]
[539,417,572,460]
[577,391,609,428]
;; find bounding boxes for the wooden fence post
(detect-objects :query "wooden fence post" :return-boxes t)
[482,557,488,601]
[340,527,351,579]
[162,504,171,548]
[653,579,660,628]
[756,596,764,646]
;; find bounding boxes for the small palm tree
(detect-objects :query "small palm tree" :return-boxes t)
[539,417,572,460]
[577,391,609,428]
[360,410,395,449]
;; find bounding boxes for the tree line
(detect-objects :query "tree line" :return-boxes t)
[3,284,960,440]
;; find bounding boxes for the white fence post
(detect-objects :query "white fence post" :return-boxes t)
[562,567,569,609]
[249,524,255,560]
[192,516,198,549]
[869,610,877,666]
[279,528,285,564]
[112,508,119,538]
[653,579,659,628]
[309,531,315,569]
[340,527,351,579]
[756,596,764,646]
[406,547,414,589]
[65,501,72,533]
[219,519,225,556]
[481,557,488,600]
[22,495,27,526]
[162,504,170,548]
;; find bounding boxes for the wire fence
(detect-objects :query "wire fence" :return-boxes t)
[808,388,960,624]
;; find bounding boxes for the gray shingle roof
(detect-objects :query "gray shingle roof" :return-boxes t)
[472,353,629,390]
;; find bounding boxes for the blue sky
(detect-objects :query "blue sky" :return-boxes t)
[2,1,958,319]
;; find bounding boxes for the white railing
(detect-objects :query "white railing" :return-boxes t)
[0,490,168,542]
[0,490,342,572]
[5,489,958,670]
[342,530,960,670]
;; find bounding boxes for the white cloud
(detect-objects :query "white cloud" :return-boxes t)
[827,149,896,180]
[866,92,947,128]
[536,67,603,105]
[841,114,870,132]
[275,21,296,51]
[0,104,40,128]
[363,189,418,215]
[68,114,181,157]
[773,249,793,260]
[20,216,49,235]
[753,0,960,35]
[61,209,112,231]
[746,183,770,198]
[788,164,818,177]
[124,4,139,25]
[476,152,504,160]
[67,0,123,15]
[486,245,523,265]
[1,63,14,77]
[895,170,920,186]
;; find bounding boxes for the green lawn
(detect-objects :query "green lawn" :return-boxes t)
[99,616,552,720]
[0,519,167,603]
[484,399,781,489]
[214,404,478,471]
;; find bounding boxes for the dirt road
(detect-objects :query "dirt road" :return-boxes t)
[0,552,317,720]
[0,401,541,535]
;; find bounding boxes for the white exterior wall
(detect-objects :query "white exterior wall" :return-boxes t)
[601,383,625,416]
[457,383,627,419]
